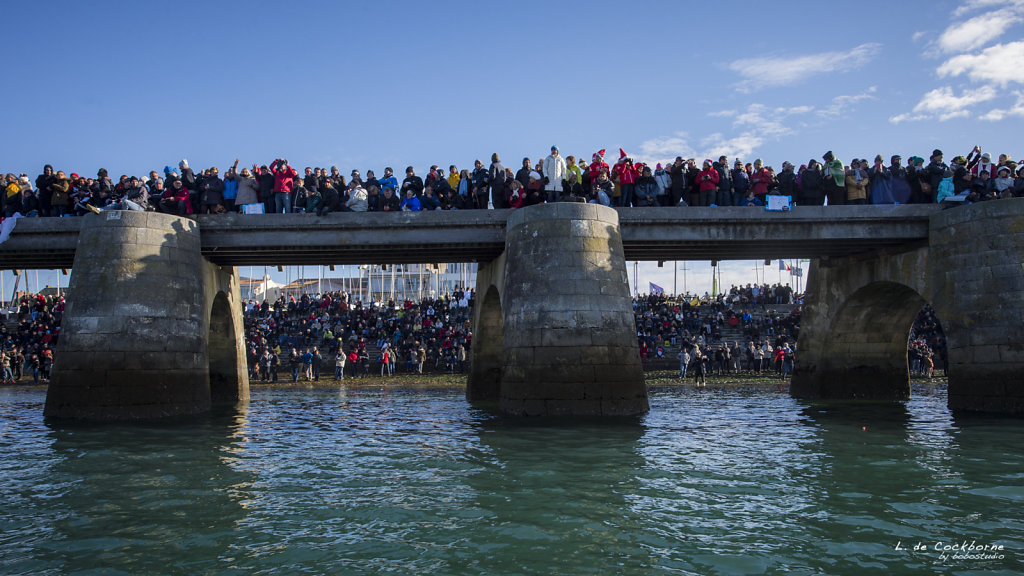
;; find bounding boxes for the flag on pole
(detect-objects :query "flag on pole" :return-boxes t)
[779,260,786,271]
[649,282,664,295]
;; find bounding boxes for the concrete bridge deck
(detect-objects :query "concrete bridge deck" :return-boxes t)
[0,205,940,269]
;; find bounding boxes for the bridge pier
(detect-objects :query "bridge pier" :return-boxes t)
[930,200,1024,414]
[466,253,505,403]
[44,212,248,421]
[794,199,1024,415]
[482,203,648,416]
[790,252,929,401]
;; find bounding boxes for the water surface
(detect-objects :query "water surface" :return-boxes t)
[1,384,1021,575]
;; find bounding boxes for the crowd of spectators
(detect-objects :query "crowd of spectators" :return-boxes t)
[0,294,61,384]
[634,290,946,382]
[633,290,802,378]
[0,286,946,385]
[909,304,946,378]
[5,145,1022,218]
[242,288,473,381]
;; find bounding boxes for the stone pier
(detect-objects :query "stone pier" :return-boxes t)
[494,203,648,416]
[793,199,1024,414]
[929,200,1024,413]
[44,211,248,421]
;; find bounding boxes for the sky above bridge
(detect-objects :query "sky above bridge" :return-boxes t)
[3,0,1022,296]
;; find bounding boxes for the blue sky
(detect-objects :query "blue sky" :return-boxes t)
[4,0,1023,297]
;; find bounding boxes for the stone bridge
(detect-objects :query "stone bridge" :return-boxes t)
[0,201,1019,419]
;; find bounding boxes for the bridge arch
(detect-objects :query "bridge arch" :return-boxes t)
[467,283,503,403]
[792,248,933,401]
[811,280,928,399]
[467,252,506,403]
[208,290,245,403]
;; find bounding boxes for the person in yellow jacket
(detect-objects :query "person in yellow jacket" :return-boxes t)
[4,174,22,216]
[845,159,869,205]
[446,165,461,192]
[565,156,582,195]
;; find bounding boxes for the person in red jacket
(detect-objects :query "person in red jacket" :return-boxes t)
[588,150,609,188]
[160,179,192,215]
[271,158,298,213]
[612,148,639,207]
[749,159,772,199]
[697,159,720,206]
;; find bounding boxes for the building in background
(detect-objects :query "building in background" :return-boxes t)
[245,263,477,304]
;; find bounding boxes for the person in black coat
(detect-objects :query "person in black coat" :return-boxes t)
[799,161,824,205]
[318,179,341,215]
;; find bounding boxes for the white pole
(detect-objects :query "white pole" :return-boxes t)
[11,272,20,305]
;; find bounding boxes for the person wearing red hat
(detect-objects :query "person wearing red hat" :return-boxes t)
[611,149,638,207]
[588,150,609,186]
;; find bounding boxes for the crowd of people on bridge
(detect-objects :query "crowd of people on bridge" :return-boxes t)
[5,144,1022,219]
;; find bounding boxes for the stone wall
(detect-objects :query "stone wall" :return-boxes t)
[467,253,505,403]
[45,211,247,420]
[929,198,1024,413]
[500,203,647,416]
[203,260,249,406]
[794,198,1024,415]
[791,249,929,401]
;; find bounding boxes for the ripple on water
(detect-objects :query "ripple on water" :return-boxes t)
[0,384,1022,575]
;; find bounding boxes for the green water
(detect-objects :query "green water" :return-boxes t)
[0,384,1021,575]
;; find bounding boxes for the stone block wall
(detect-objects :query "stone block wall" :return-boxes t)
[929,198,1024,413]
[467,254,505,403]
[500,203,648,416]
[791,255,928,401]
[44,212,242,420]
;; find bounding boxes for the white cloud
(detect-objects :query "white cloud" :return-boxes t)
[636,133,697,167]
[889,85,999,123]
[980,90,1024,120]
[953,0,1024,18]
[639,89,879,164]
[939,41,1024,86]
[817,86,878,117]
[937,9,1022,53]
[728,103,814,139]
[894,2,1024,122]
[727,43,882,92]
[888,112,928,124]
[700,133,764,161]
